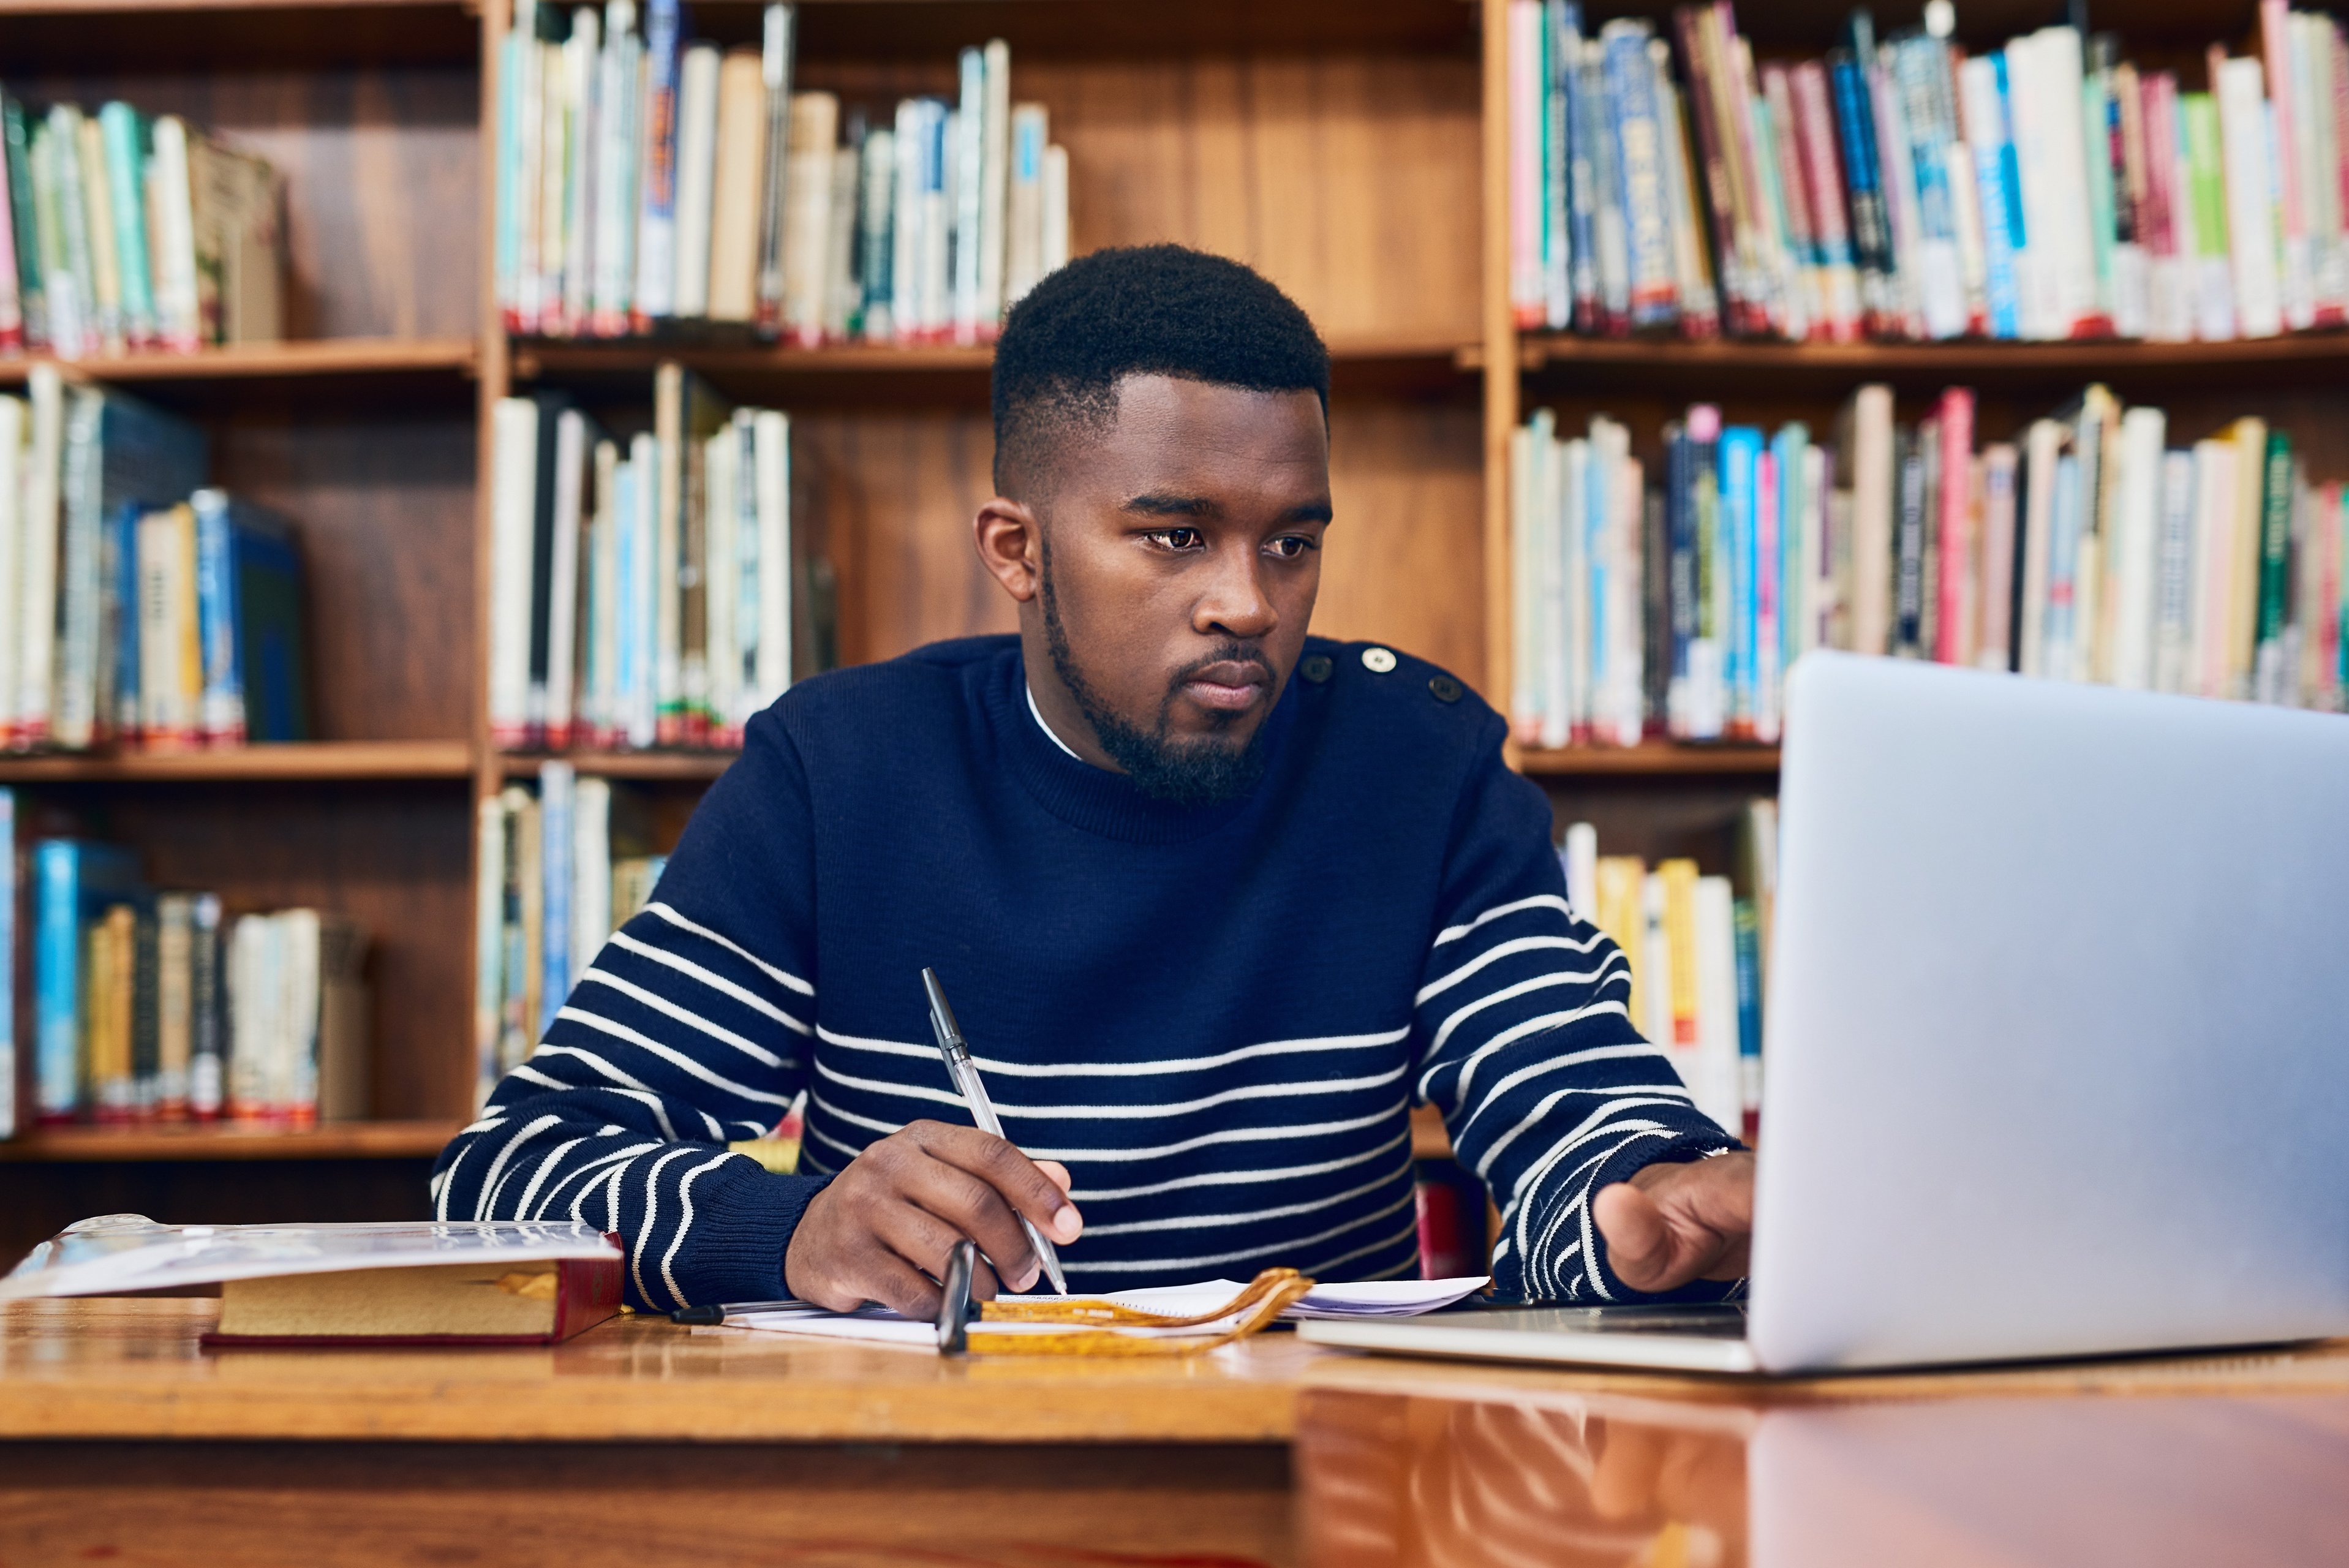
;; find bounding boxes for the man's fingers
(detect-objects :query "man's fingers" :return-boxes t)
[1035,1159,1074,1195]
[1593,1180,1681,1292]
[918,1124,1084,1243]
[859,1254,946,1319]
[903,1159,1041,1291]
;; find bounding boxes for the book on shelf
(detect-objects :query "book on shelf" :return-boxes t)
[0,370,311,755]
[1559,803,1773,1143]
[497,0,1071,346]
[0,87,284,360]
[474,763,666,1107]
[1504,1,2349,345]
[1512,383,2349,749]
[18,815,366,1136]
[489,363,820,754]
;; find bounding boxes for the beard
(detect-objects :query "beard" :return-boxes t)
[1039,539,1274,809]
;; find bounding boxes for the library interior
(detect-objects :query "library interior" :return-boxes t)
[4,0,2349,1562]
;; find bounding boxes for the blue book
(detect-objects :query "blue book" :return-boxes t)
[1663,424,1697,736]
[1541,1,1577,326]
[539,763,574,1036]
[1601,20,1675,329]
[32,839,141,1124]
[1964,55,2023,339]
[1828,50,1892,313]
[633,0,685,322]
[192,490,309,743]
[1556,5,1600,328]
[108,500,141,742]
[1732,897,1763,1133]
[1773,424,1809,682]
[1718,427,1763,732]
[2048,454,2083,681]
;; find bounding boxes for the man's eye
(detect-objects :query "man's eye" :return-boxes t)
[1265,535,1318,559]
[1148,528,1205,551]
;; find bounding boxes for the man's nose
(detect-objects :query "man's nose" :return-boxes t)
[1194,544,1277,641]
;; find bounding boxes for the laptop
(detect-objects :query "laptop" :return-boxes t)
[1302,652,2349,1375]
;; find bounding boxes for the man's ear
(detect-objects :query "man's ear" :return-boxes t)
[975,497,1044,604]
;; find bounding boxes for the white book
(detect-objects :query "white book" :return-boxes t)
[1640,872,1674,1050]
[279,909,322,1122]
[976,38,1011,331]
[590,1,640,330]
[780,91,837,345]
[821,144,858,339]
[488,397,541,748]
[562,7,601,331]
[2106,406,2166,690]
[701,423,737,733]
[2217,58,2285,339]
[2151,448,2198,695]
[1005,104,1047,307]
[1041,143,1069,274]
[53,388,102,750]
[227,913,274,1118]
[135,507,184,741]
[2016,418,2062,679]
[1508,422,1540,737]
[147,117,201,351]
[545,407,587,745]
[2296,15,2347,319]
[1537,422,1570,750]
[671,42,721,318]
[2190,437,2237,700]
[0,398,21,748]
[1561,435,1591,736]
[1610,453,1646,747]
[573,775,612,978]
[511,0,545,325]
[2039,28,2100,337]
[890,99,926,341]
[18,367,62,745]
[1561,821,1597,922]
[625,432,660,747]
[951,48,986,341]
[1690,875,1743,1137]
[752,409,792,707]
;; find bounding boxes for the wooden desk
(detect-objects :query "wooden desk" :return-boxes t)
[9,1300,2349,1567]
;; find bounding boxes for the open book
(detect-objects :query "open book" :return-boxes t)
[723,1272,1490,1355]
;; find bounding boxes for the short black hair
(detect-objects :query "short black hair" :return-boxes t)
[991,244,1330,497]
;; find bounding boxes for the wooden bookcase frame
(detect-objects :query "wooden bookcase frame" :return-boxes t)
[2,0,2334,1253]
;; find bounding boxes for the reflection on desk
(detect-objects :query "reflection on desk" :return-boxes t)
[1297,1385,2349,1567]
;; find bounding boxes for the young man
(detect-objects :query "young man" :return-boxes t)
[435,245,1754,1316]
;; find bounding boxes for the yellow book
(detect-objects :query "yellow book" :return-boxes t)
[1593,855,1647,1028]
[2228,417,2268,697]
[1661,859,1701,1047]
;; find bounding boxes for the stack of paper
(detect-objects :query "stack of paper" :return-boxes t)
[725,1275,1489,1351]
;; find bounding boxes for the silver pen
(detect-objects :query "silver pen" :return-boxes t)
[921,967,1069,1295]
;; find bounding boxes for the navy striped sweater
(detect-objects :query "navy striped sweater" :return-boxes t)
[431,635,1741,1311]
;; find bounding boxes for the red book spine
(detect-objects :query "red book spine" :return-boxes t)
[1935,388,1976,666]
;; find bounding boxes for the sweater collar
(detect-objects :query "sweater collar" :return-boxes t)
[989,645,1297,845]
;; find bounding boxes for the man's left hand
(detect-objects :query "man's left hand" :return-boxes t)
[1592,1151,1754,1294]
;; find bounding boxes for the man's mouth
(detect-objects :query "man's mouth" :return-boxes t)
[1177,658,1273,713]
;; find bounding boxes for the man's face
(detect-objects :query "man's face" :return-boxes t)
[1024,375,1331,802]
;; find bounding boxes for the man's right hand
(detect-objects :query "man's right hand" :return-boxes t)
[783,1120,1084,1316]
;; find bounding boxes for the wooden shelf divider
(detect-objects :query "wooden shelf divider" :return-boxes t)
[499,751,738,780]
[1516,742,1783,777]
[0,337,477,387]
[0,741,474,784]
[0,1121,465,1164]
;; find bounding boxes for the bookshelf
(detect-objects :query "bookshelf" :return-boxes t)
[10,0,2337,1265]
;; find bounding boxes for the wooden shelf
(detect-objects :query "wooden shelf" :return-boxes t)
[1517,742,1782,778]
[0,741,473,784]
[0,337,475,387]
[1511,331,2349,396]
[501,751,737,781]
[516,331,1475,403]
[0,1,479,69]
[0,1120,464,1163]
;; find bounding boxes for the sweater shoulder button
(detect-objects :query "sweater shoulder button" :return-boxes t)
[1300,655,1333,684]
[1360,646,1398,674]
[1428,675,1462,703]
